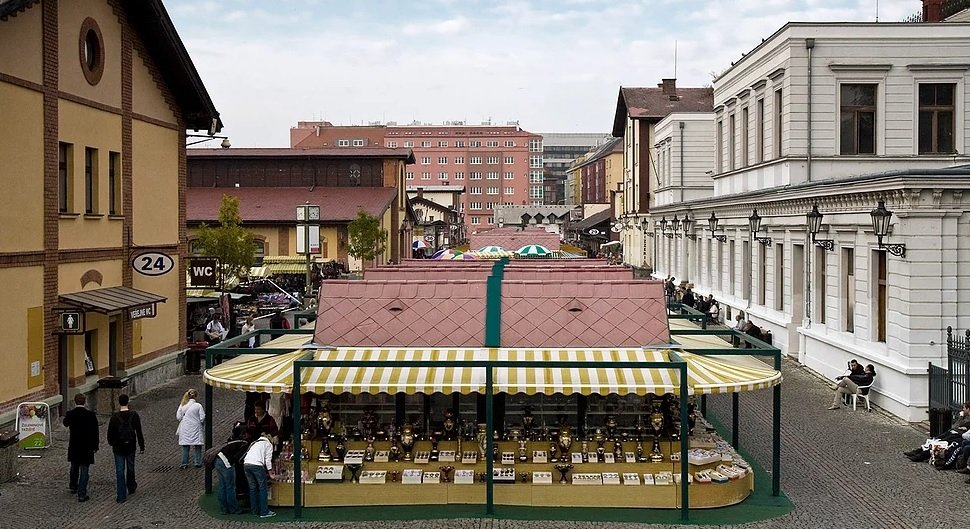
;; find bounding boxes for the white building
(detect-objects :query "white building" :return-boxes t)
[649,18,970,421]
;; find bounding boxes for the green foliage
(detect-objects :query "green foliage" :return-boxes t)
[347,209,388,262]
[194,195,255,289]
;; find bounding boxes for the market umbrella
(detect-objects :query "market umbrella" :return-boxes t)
[477,246,506,253]
[516,244,551,258]
[412,240,428,250]
[450,252,478,260]
[432,249,462,260]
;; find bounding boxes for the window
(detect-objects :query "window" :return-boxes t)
[403,141,414,148]
[421,141,432,147]
[454,172,465,180]
[352,139,365,147]
[470,156,482,165]
[486,140,499,147]
[815,246,827,324]
[455,140,465,148]
[486,186,498,195]
[471,216,480,225]
[253,240,266,266]
[438,157,448,164]
[405,172,414,180]
[741,107,749,167]
[486,172,499,180]
[438,141,448,147]
[421,156,431,165]
[487,216,494,224]
[842,247,855,333]
[469,202,482,210]
[715,120,723,173]
[728,113,736,170]
[469,140,481,147]
[504,186,514,194]
[529,138,542,152]
[386,141,397,148]
[438,172,448,180]
[874,250,887,342]
[530,186,542,198]
[84,147,98,214]
[421,172,431,180]
[756,98,765,164]
[758,243,766,305]
[774,243,784,310]
[108,151,120,215]
[470,172,482,180]
[470,187,482,194]
[59,142,73,213]
[505,140,515,147]
[529,171,543,183]
[454,156,465,164]
[337,139,350,147]
[774,89,783,158]
[918,83,955,154]
[529,156,542,168]
[742,240,751,300]
[504,172,514,179]
[504,156,514,164]
[486,156,499,164]
[729,240,736,295]
[839,84,876,155]
[486,202,495,210]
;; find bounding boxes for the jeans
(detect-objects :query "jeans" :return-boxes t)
[831,378,860,407]
[181,445,203,467]
[215,458,241,514]
[113,452,137,502]
[69,462,90,498]
[244,464,269,516]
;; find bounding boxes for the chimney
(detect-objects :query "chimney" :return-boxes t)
[416,187,424,199]
[661,78,677,95]
[923,0,944,22]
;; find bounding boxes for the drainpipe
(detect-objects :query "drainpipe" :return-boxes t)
[679,122,685,204]
[805,38,815,183]
[804,37,815,338]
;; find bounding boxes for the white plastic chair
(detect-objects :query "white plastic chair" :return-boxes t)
[852,383,874,412]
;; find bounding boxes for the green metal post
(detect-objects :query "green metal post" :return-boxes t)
[293,362,303,519]
[203,348,214,494]
[732,392,740,449]
[485,364,494,515]
[773,352,782,496]
[700,394,707,417]
[678,357,689,521]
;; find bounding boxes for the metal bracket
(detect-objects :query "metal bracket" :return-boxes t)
[755,236,772,246]
[880,242,906,258]
[713,234,727,243]
[685,234,697,241]
[812,238,834,251]
[664,232,675,239]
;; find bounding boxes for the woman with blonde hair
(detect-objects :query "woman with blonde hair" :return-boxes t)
[176,389,206,468]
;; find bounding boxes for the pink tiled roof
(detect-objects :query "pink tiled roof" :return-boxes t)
[501,280,669,348]
[186,187,397,223]
[187,147,415,163]
[364,268,493,281]
[469,228,561,252]
[504,268,633,280]
[314,280,487,347]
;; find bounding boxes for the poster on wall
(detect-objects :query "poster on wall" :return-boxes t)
[16,402,52,449]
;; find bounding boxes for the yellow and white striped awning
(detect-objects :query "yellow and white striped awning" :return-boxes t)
[204,347,781,396]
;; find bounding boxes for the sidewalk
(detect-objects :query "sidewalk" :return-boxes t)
[0,363,963,528]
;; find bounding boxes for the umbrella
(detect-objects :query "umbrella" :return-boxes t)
[472,250,514,259]
[412,240,428,250]
[432,249,462,260]
[516,244,551,258]
[476,246,506,253]
[450,252,478,260]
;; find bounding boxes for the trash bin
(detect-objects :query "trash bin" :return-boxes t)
[0,431,17,483]
[96,376,129,417]
[929,408,953,438]
[186,342,208,374]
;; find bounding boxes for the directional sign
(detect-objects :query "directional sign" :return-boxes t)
[56,311,84,335]
[188,258,219,287]
[128,304,156,321]
[132,252,175,276]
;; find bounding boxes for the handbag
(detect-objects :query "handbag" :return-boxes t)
[176,419,183,437]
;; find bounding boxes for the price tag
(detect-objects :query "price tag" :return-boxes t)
[532,471,553,484]
[571,453,583,464]
[454,469,475,484]
[622,472,641,485]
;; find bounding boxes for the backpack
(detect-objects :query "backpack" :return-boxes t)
[117,413,136,449]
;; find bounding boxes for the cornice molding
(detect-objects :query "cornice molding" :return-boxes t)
[828,63,893,72]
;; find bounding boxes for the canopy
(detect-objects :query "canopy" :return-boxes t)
[412,240,428,250]
[432,249,462,259]
[471,250,515,259]
[477,246,506,253]
[516,244,550,257]
[204,347,782,396]
[450,252,478,260]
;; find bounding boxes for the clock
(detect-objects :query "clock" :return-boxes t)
[308,206,320,220]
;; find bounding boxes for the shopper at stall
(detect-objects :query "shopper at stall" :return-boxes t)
[245,401,279,443]
[828,364,876,410]
[176,389,206,468]
[268,311,289,340]
[205,315,228,345]
[240,316,257,348]
[106,394,145,503]
[904,401,970,462]
[64,393,99,502]
[243,432,275,518]
[207,433,249,515]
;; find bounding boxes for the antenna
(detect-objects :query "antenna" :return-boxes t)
[875,0,879,22]
[674,40,678,79]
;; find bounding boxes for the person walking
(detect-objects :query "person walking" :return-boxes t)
[106,394,145,503]
[176,389,206,468]
[63,393,99,502]
[243,432,275,518]
[209,434,250,515]
[240,316,257,348]
[268,311,289,340]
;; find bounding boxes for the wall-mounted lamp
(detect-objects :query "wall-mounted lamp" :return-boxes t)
[806,204,834,251]
[682,214,697,240]
[708,212,727,243]
[870,199,906,257]
[748,209,772,246]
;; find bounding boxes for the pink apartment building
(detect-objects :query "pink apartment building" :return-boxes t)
[292,121,543,236]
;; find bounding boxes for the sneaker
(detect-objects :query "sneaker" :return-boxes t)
[259,511,277,518]
[78,496,90,503]
[826,405,840,410]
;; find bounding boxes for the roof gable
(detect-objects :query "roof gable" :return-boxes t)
[611,86,713,136]
[186,187,397,223]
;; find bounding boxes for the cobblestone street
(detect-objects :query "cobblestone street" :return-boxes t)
[0,359,962,529]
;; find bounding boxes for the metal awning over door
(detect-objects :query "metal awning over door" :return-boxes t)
[59,286,166,314]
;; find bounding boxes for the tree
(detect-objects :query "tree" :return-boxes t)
[347,208,388,268]
[194,194,255,290]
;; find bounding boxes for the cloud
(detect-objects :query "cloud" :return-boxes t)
[402,17,469,36]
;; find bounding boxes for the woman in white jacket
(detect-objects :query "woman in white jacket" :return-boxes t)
[176,389,206,468]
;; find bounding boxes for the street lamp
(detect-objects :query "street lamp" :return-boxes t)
[748,209,772,246]
[870,199,906,257]
[806,204,834,251]
[708,212,727,243]
[296,203,321,305]
[682,214,696,240]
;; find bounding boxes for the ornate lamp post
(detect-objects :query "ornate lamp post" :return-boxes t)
[748,209,772,246]
[708,212,727,243]
[682,214,696,241]
[806,204,834,251]
[870,199,906,257]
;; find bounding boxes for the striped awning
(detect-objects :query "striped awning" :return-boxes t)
[203,347,781,396]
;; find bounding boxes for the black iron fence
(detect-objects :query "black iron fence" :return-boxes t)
[928,327,970,433]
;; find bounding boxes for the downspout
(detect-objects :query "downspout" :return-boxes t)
[805,37,815,335]
[679,121,686,279]
[806,38,815,183]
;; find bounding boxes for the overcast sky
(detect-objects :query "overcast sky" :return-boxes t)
[168,0,919,147]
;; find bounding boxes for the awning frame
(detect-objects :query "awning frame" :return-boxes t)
[58,286,166,314]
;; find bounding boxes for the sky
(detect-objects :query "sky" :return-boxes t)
[167,0,919,147]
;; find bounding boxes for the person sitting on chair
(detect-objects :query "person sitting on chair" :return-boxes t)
[205,315,228,346]
[828,364,875,410]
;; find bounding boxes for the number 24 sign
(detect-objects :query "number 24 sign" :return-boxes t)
[132,252,175,276]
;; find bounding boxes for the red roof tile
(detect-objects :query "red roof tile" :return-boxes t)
[188,147,415,164]
[469,227,561,251]
[612,86,713,136]
[186,187,397,223]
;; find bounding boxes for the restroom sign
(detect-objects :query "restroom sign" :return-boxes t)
[55,311,84,335]
[188,258,219,287]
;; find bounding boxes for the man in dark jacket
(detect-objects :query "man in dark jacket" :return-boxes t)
[269,311,289,340]
[828,364,875,410]
[64,393,99,502]
[212,437,250,514]
[106,394,145,503]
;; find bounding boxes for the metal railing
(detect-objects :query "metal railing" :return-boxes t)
[928,326,970,414]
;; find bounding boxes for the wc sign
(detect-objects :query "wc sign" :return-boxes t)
[188,258,220,287]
